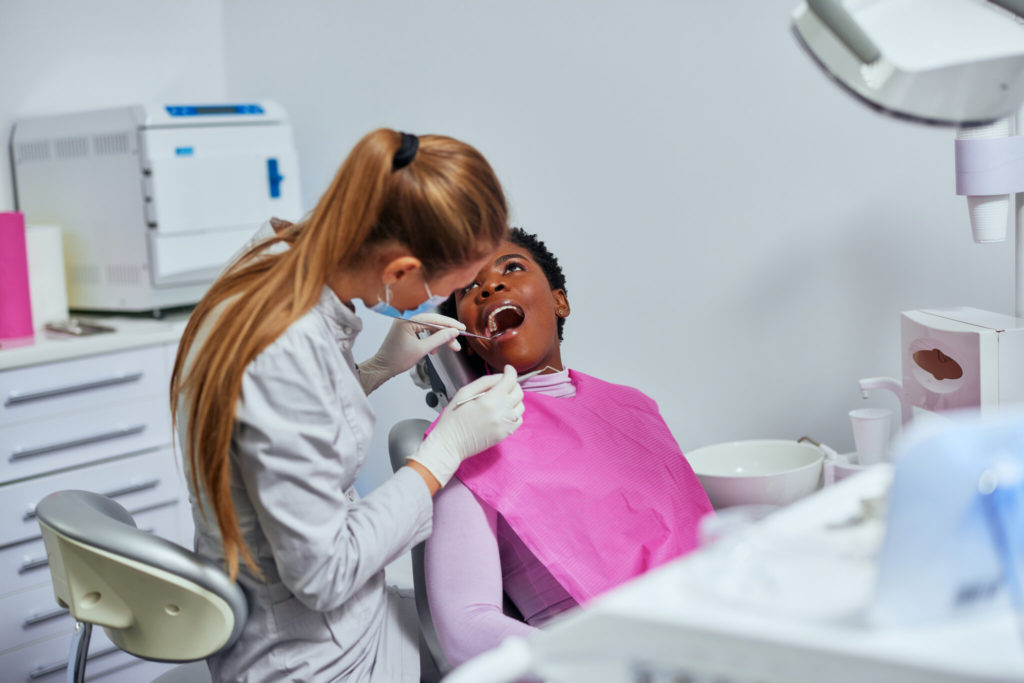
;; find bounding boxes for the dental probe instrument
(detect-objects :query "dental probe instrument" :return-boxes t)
[403,318,495,339]
[454,366,559,408]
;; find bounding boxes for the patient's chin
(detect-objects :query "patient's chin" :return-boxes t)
[480,343,545,375]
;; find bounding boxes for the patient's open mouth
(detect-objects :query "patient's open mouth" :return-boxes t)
[486,304,525,337]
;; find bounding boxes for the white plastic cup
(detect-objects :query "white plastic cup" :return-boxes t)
[849,408,892,465]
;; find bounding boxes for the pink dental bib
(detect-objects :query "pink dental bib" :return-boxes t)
[453,370,712,604]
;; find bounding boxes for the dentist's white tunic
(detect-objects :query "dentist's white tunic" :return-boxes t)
[180,286,432,682]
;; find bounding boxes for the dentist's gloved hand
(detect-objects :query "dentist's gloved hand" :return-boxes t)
[358,313,465,395]
[408,365,525,487]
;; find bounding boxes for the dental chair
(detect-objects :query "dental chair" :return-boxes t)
[389,418,451,681]
[396,347,529,682]
[413,342,480,412]
[34,489,248,683]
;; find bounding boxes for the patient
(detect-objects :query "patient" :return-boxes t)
[424,228,713,667]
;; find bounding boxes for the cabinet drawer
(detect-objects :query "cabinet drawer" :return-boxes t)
[0,628,148,682]
[0,502,182,604]
[0,449,183,548]
[0,346,166,427]
[0,397,171,485]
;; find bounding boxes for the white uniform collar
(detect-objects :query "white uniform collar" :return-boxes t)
[316,286,363,340]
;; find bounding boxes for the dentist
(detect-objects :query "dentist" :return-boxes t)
[170,129,525,682]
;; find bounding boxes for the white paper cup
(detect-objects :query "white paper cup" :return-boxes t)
[833,457,868,482]
[849,408,892,465]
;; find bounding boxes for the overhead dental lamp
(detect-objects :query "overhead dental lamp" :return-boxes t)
[793,0,1024,311]
[791,0,1024,127]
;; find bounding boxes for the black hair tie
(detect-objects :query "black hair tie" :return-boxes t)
[392,132,419,170]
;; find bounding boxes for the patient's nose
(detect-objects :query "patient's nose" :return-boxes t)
[480,282,506,299]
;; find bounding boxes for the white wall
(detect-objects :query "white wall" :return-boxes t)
[223,0,1014,492]
[0,0,226,210]
[1,2,1015,494]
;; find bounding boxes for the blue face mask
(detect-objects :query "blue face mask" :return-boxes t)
[370,280,448,320]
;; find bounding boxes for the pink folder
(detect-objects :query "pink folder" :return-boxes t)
[0,212,35,347]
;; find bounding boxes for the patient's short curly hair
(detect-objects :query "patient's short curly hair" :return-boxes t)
[440,227,568,341]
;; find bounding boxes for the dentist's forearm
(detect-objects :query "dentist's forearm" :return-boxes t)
[406,460,442,496]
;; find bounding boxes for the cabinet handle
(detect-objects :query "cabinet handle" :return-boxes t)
[102,478,162,501]
[24,477,161,521]
[5,371,143,407]
[23,606,69,627]
[18,555,49,574]
[28,644,119,679]
[10,423,147,462]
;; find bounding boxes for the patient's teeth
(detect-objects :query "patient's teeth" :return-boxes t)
[486,304,521,336]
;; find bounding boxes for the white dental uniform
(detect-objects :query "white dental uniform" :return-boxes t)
[179,286,431,682]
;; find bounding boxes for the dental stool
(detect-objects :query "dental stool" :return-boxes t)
[34,489,248,683]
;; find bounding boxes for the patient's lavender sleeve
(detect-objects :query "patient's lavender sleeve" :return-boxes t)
[425,369,578,666]
[425,479,538,666]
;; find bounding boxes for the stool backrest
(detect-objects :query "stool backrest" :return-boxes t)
[36,489,247,662]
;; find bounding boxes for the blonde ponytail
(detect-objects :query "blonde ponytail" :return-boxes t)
[171,129,507,579]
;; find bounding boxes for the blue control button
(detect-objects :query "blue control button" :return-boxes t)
[267,158,283,198]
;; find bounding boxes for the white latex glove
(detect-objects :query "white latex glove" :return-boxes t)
[358,313,465,395]
[408,365,525,487]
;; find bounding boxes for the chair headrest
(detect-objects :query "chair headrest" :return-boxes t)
[422,344,482,403]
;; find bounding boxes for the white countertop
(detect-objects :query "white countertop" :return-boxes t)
[0,313,192,371]
[521,466,1024,682]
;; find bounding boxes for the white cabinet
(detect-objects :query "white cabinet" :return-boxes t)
[0,328,190,682]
